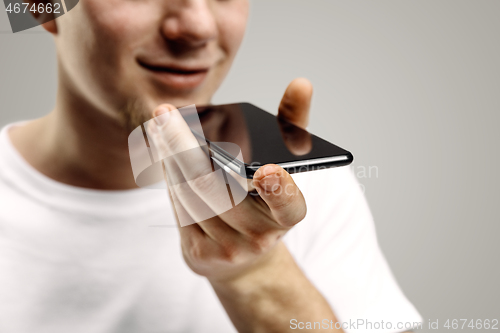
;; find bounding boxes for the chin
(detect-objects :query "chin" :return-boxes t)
[115,97,154,134]
[151,94,212,110]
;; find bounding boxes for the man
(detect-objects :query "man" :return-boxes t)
[0,0,421,332]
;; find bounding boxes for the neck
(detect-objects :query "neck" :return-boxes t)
[9,81,140,191]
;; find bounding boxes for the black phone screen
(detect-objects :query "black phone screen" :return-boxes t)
[185,102,353,175]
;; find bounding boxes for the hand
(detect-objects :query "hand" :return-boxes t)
[149,79,338,332]
[149,78,314,283]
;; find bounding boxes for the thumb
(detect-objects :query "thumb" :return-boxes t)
[278,77,313,129]
[252,164,307,227]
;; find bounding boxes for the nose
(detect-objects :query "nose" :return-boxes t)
[161,0,217,47]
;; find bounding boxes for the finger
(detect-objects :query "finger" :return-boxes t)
[164,158,216,226]
[153,105,233,213]
[277,117,313,156]
[152,105,249,245]
[147,104,177,162]
[252,164,307,227]
[278,77,313,128]
[162,157,243,251]
[163,161,238,250]
[150,105,220,226]
[149,107,212,227]
[165,157,241,238]
[163,165,205,238]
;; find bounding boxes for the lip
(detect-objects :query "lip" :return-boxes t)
[137,60,210,90]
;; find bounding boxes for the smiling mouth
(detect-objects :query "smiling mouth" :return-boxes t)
[139,61,208,75]
[138,60,210,90]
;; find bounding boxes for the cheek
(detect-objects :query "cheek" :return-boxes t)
[82,0,156,56]
[60,0,161,102]
[216,2,249,57]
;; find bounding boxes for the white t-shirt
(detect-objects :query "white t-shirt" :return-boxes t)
[0,123,421,333]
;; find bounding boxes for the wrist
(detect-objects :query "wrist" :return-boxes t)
[208,241,291,296]
[208,242,338,333]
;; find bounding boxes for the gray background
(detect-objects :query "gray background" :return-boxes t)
[1,1,499,331]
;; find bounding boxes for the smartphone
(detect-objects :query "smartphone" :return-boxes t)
[185,103,353,179]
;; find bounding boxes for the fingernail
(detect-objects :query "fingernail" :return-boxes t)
[257,172,281,192]
[254,165,277,179]
[154,107,170,126]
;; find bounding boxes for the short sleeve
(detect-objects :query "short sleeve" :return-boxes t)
[284,167,422,333]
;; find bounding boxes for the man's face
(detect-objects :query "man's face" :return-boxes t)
[54,0,249,129]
